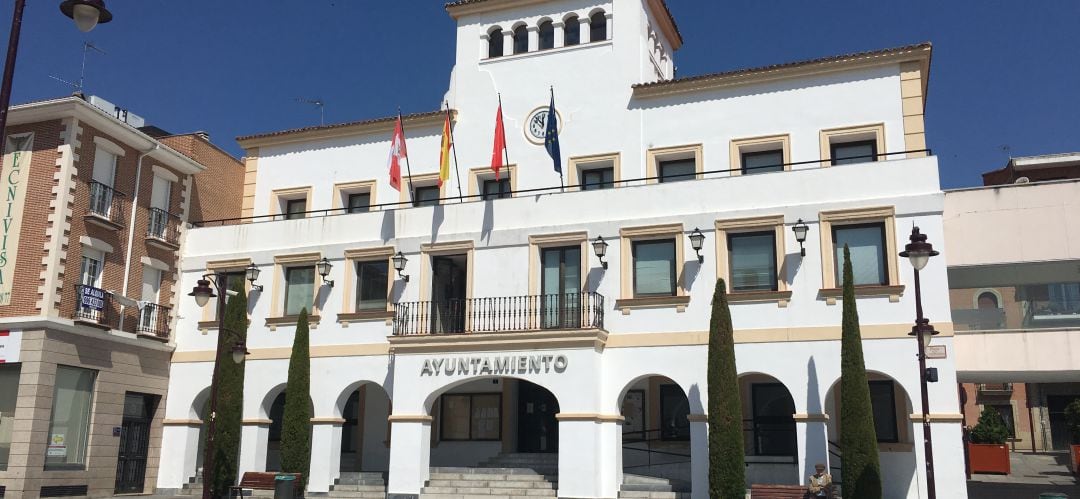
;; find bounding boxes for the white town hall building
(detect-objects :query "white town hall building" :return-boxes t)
[156,1,966,498]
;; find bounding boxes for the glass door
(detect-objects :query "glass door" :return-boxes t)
[540,246,581,329]
[431,255,467,333]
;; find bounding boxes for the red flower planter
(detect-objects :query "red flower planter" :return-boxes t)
[1071,445,1080,474]
[968,443,1010,475]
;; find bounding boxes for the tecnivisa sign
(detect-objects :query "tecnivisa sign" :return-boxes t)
[421,354,569,377]
[0,329,22,363]
[0,133,33,306]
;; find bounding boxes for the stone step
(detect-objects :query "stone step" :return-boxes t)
[327,484,388,492]
[420,494,555,499]
[422,486,557,496]
[429,473,549,482]
[618,492,691,499]
[335,472,388,486]
[424,480,555,489]
[432,467,548,476]
[325,491,388,498]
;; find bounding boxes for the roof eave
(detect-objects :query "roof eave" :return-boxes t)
[236,110,452,152]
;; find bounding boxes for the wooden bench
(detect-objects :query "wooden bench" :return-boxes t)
[750,484,812,499]
[230,472,303,497]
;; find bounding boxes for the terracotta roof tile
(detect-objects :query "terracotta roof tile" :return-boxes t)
[235,110,445,143]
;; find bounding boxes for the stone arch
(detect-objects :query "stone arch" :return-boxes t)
[422,374,561,415]
[615,374,693,486]
[537,17,555,50]
[739,372,799,484]
[511,23,529,55]
[588,9,608,42]
[189,385,212,420]
[974,288,1002,309]
[333,379,390,419]
[485,25,504,59]
[335,381,392,473]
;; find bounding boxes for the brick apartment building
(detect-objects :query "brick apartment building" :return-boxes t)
[0,95,243,499]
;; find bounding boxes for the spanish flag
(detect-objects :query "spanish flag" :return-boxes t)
[438,110,453,187]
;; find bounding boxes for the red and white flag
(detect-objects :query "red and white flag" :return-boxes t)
[490,103,507,180]
[387,116,408,191]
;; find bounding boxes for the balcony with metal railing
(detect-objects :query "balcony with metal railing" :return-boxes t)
[392,292,605,336]
[85,181,126,230]
[134,302,172,339]
[146,207,182,250]
[73,284,121,330]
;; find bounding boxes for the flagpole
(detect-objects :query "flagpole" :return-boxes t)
[398,108,416,201]
[446,101,464,201]
[552,86,564,193]
[498,93,514,196]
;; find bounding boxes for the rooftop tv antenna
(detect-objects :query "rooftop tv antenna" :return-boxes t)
[48,41,106,92]
[296,97,325,126]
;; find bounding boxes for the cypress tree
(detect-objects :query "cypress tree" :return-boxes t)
[280,308,312,486]
[839,245,882,499]
[205,280,248,498]
[708,278,746,498]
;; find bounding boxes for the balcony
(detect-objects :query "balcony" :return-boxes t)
[72,284,121,329]
[393,292,605,336]
[134,302,171,339]
[146,207,182,250]
[85,181,126,230]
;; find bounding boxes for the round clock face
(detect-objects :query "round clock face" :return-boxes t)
[524,107,559,144]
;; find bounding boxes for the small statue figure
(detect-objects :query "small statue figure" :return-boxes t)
[807,463,833,498]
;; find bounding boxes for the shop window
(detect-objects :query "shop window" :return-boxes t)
[284,266,315,316]
[0,364,20,470]
[440,393,501,441]
[868,380,899,443]
[44,366,97,469]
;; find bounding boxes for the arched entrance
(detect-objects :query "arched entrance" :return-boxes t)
[426,377,560,472]
[617,375,692,486]
[264,390,314,472]
[824,372,917,499]
[739,373,798,485]
[338,383,391,473]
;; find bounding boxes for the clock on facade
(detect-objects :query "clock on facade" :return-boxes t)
[524,106,561,145]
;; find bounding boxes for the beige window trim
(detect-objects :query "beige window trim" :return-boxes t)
[729,134,791,176]
[714,215,789,307]
[269,251,323,325]
[567,153,620,191]
[527,232,589,296]
[340,246,396,326]
[645,144,703,184]
[419,240,475,302]
[467,165,518,198]
[198,258,255,327]
[333,180,378,212]
[818,206,901,304]
[399,172,446,205]
[617,223,687,313]
[819,123,886,167]
[271,186,313,218]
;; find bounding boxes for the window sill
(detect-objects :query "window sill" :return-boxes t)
[338,310,394,327]
[265,315,321,331]
[727,290,793,308]
[614,295,690,314]
[818,285,905,305]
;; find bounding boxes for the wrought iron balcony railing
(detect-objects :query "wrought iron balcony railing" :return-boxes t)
[134,302,171,339]
[73,284,121,329]
[977,383,1013,394]
[393,292,605,336]
[87,181,126,227]
[146,208,182,247]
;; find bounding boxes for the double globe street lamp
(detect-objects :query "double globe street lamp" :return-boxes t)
[0,1,113,154]
[190,271,258,499]
[899,226,940,499]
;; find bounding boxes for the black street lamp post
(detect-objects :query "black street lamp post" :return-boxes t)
[899,226,940,499]
[189,274,251,499]
[0,1,112,154]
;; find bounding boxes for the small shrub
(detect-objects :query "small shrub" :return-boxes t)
[969,406,1009,445]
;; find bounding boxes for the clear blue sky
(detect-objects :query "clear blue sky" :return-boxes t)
[5,1,1078,188]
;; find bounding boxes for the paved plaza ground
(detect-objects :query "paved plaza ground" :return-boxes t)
[967,452,1078,498]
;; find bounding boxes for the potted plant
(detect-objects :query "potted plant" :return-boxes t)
[1066,398,1080,474]
[967,406,1011,474]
